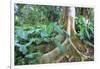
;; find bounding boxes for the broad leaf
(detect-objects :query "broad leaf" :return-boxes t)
[46,23,54,35]
[53,23,63,35]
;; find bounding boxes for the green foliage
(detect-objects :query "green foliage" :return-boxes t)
[15,28,28,40]
[46,23,54,35]
[75,15,94,43]
[15,22,64,64]
[53,23,63,35]
[15,4,94,65]
[25,52,42,59]
[15,4,61,26]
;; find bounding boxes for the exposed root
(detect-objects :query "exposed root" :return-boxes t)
[39,38,68,64]
[69,37,93,61]
[39,34,94,63]
[55,55,65,63]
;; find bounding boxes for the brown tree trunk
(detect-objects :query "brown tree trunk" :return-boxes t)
[39,7,93,64]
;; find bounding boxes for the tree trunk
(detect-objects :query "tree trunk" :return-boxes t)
[39,7,93,64]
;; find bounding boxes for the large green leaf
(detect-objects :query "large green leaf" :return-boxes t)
[16,28,28,40]
[15,38,35,54]
[40,31,49,38]
[46,23,54,35]
[53,23,63,35]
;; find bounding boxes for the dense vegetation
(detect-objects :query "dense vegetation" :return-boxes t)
[14,4,94,65]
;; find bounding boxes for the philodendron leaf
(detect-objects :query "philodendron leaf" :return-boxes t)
[16,28,28,40]
[80,16,86,24]
[40,31,48,38]
[43,38,50,43]
[27,28,35,34]
[35,39,42,45]
[53,23,63,35]
[15,43,28,54]
[15,42,28,54]
[46,23,54,35]
[15,38,34,54]
[19,46,28,54]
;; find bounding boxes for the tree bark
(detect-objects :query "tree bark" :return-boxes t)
[39,7,93,64]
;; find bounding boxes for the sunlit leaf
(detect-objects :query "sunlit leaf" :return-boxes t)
[16,28,28,40]
[46,23,54,35]
[53,23,63,35]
